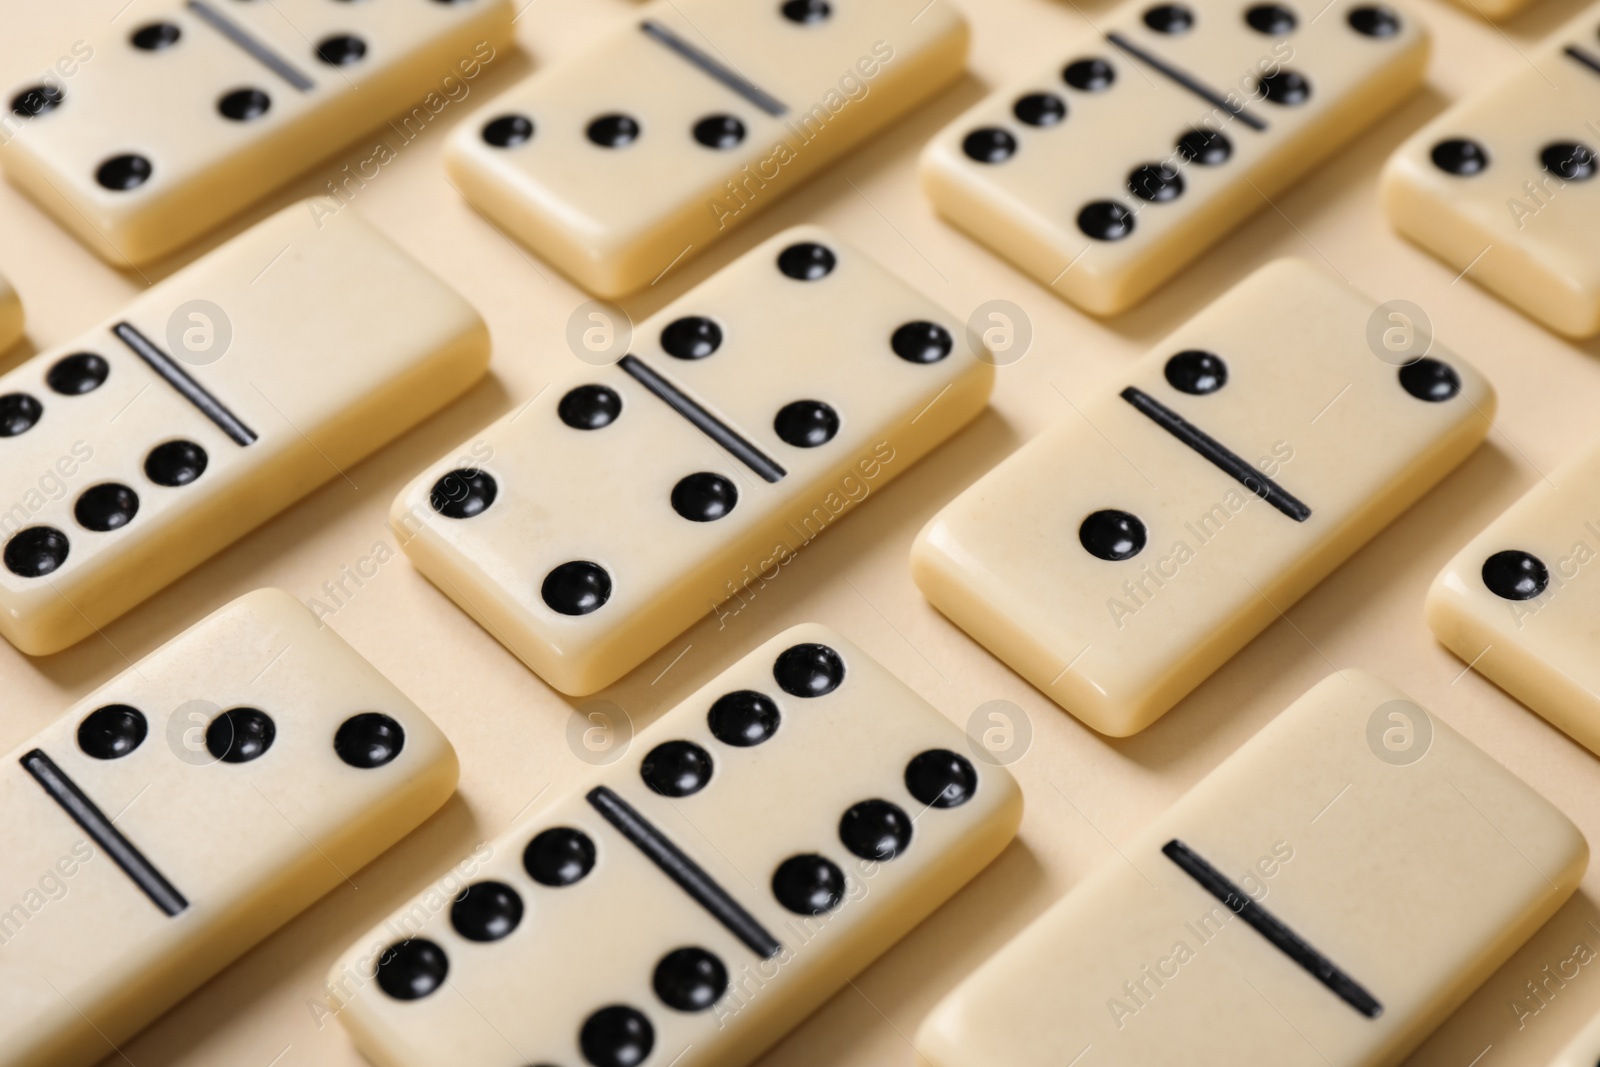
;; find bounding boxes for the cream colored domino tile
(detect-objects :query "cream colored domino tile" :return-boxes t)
[0,588,458,1067]
[1427,437,1600,757]
[919,0,1427,316]
[443,0,968,297]
[392,224,992,696]
[0,200,490,656]
[918,670,1586,1067]
[911,258,1493,737]
[326,623,1020,1067]
[0,269,22,353]
[0,0,512,266]
[1381,2,1600,338]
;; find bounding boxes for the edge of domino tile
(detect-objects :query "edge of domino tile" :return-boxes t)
[0,270,22,354]
[0,584,464,845]
[909,257,1497,739]
[1424,437,1600,757]
[913,669,1590,1067]
[323,622,1024,1067]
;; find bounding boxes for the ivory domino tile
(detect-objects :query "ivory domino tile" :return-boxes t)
[918,671,1586,1066]
[328,624,1021,1067]
[0,201,489,656]
[912,258,1492,736]
[920,0,1427,315]
[0,0,512,265]
[1382,2,1600,338]
[393,225,991,696]
[0,588,458,1067]
[444,0,968,296]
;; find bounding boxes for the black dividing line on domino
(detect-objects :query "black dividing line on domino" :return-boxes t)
[640,20,787,117]
[587,786,783,959]
[1104,32,1268,132]
[186,0,314,92]
[113,322,258,447]
[1120,387,1310,521]
[1162,839,1382,1018]
[1563,44,1600,79]
[620,355,786,482]
[21,750,189,917]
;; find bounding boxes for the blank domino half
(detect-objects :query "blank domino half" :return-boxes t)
[445,0,968,296]
[911,259,1492,736]
[328,624,1021,1067]
[0,200,489,657]
[920,0,1427,315]
[0,0,511,266]
[393,225,992,696]
[1382,2,1600,338]
[918,671,1586,1067]
[0,588,458,1067]
[0,269,22,352]
[1427,438,1600,757]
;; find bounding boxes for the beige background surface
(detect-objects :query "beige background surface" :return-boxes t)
[2,1,1599,1063]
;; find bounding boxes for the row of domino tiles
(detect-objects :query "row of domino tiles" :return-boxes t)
[0,0,1595,333]
[3,202,1600,1064]
[2,201,1598,750]
[0,590,1597,1067]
